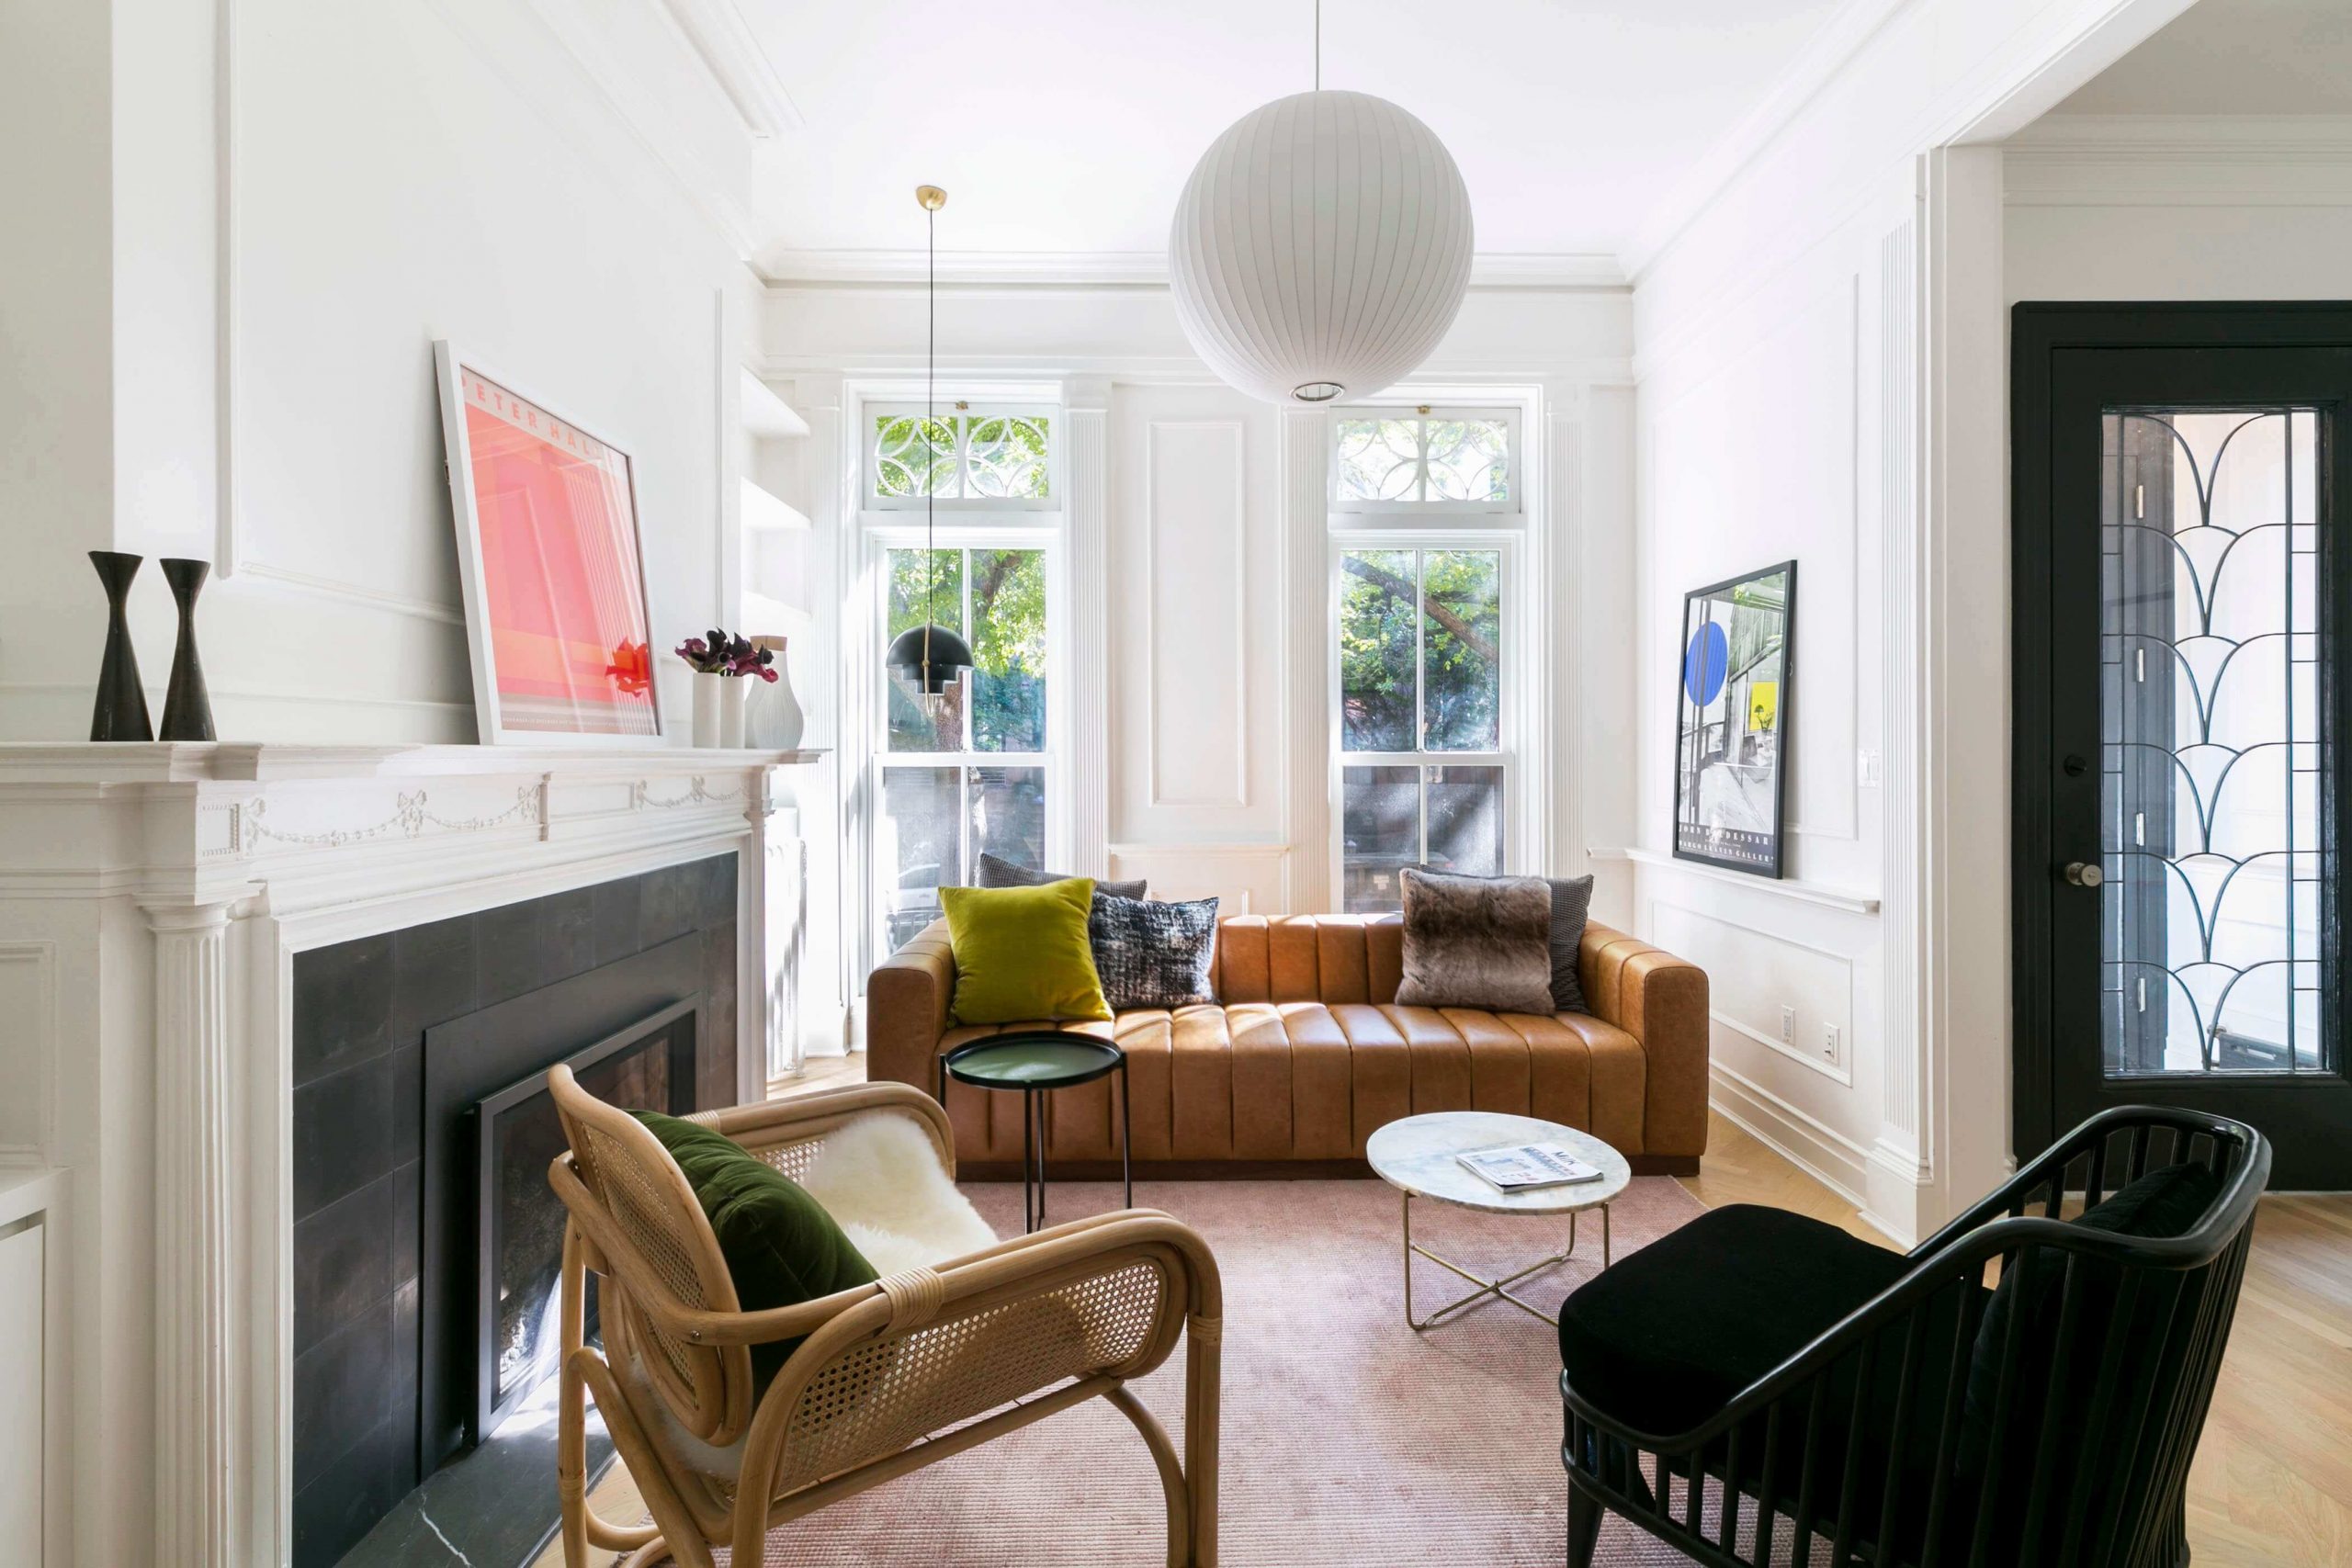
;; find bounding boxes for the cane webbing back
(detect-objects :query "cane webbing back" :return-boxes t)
[551,1065,751,1444]
[771,1258,1168,1494]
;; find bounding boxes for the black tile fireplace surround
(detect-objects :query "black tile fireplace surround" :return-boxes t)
[288,854,740,1568]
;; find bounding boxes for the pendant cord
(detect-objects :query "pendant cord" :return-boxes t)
[1314,0,1320,90]
[922,202,935,681]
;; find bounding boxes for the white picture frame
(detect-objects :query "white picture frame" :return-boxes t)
[433,341,667,746]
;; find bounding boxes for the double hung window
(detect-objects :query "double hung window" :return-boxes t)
[1330,408,1521,912]
[865,402,1059,957]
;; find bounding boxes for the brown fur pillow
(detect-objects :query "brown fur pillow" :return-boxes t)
[1395,868,1556,1014]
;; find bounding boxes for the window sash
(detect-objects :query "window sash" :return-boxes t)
[1329,405,1521,517]
[1329,533,1517,908]
[868,530,1060,960]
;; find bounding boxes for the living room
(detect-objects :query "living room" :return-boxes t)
[2,0,2347,1564]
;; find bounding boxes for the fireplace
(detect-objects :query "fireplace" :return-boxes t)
[290,852,741,1568]
[471,997,695,1438]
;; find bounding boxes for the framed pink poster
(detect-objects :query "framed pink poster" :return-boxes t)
[434,342,662,744]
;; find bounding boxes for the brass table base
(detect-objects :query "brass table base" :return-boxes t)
[1399,1189,1611,1330]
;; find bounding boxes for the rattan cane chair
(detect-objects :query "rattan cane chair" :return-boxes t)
[544,1065,1223,1567]
[1559,1106,2267,1568]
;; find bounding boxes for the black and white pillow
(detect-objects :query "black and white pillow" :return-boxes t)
[1088,894,1219,1011]
[975,851,1148,902]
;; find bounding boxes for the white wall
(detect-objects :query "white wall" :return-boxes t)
[1627,0,2197,1242]
[761,279,1637,948]
[2006,116,2352,301]
[0,0,768,747]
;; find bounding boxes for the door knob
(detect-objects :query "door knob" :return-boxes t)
[2064,861,2104,888]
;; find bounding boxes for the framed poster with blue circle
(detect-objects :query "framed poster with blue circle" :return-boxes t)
[1673,560,1796,877]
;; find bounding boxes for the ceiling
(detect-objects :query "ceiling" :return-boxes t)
[729,0,1854,281]
[2052,0,2352,116]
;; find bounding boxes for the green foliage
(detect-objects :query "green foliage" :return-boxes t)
[887,547,1046,752]
[1339,548,1500,751]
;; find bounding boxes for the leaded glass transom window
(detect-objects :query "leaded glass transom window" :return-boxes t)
[870,409,1051,506]
[1334,411,1515,511]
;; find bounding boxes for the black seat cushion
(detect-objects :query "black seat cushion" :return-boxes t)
[1558,1203,1911,1435]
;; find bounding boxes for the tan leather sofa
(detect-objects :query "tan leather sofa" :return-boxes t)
[867,914,1710,1178]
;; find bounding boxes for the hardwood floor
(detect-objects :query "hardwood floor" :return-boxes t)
[534,1089,2352,1567]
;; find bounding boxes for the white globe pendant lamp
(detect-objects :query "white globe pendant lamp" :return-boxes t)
[1168,6,1474,406]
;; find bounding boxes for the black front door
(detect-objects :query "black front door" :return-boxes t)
[2016,305,2352,1190]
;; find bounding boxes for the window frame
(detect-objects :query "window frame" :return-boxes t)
[1328,405,1523,519]
[863,525,1068,963]
[1323,392,1541,913]
[1328,532,1522,912]
[865,400,1057,512]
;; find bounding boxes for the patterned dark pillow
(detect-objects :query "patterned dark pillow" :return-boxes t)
[1088,894,1219,1011]
[1546,874,1596,1013]
[975,851,1147,902]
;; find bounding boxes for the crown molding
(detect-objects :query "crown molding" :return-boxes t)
[755,248,1627,290]
[2004,113,2352,160]
[657,0,803,137]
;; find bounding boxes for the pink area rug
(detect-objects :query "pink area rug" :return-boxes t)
[667,1176,1717,1567]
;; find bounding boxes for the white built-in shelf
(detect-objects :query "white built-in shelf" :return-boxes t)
[740,476,811,532]
[740,367,808,439]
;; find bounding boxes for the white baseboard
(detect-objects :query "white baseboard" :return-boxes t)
[1708,1060,1871,1207]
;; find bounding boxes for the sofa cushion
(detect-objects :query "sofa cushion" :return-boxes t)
[976,851,1146,901]
[939,880,1112,1024]
[1090,893,1219,1010]
[1559,1203,1911,1435]
[1396,868,1555,1014]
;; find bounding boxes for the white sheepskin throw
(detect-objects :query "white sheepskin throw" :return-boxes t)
[798,1111,997,1277]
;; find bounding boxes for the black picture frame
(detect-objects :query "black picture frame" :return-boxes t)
[1672,559,1797,878]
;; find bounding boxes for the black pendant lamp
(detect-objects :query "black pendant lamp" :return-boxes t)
[885,183,973,711]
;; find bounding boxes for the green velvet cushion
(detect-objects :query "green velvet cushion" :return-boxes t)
[631,1110,877,1393]
[938,878,1113,1024]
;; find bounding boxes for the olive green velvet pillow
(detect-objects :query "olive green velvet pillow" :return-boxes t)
[631,1110,877,1393]
[938,878,1113,1024]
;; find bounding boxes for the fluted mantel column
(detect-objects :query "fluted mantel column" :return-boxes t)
[144,897,244,1568]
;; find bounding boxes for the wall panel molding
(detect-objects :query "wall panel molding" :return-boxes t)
[0,944,56,1166]
[1141,420,1250,809]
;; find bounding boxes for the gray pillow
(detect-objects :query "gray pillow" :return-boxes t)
[1547,874,1596,1014]
[1089,894,1219,1010]
[975,851,1147,902]
[1395,868,1555,1015]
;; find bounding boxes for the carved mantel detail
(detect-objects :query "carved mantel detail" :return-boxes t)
[0,741,826,1566]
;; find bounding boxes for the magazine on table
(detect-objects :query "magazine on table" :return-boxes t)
[1456,1141,1604,1192]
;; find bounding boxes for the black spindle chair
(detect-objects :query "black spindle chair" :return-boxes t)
[1558,1106,2268,1568]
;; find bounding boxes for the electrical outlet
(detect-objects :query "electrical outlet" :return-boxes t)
[1823,1023,1841,1061]
[1780,1006,1794,1043]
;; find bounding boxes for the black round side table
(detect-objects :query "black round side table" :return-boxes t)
[937,1032,1131,1233]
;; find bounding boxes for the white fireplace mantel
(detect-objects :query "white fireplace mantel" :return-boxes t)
[0,740,824,1567]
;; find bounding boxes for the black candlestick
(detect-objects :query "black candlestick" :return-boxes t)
[88,551,153,742]
[159,558,215,741]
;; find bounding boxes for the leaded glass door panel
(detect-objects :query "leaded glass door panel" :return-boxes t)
[2022,322,2352,1190]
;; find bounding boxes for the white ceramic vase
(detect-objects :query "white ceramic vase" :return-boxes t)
[691,671,722,748]
[745,637,806,750]
[718,675,748,748]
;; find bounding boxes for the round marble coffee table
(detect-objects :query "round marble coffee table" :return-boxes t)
[1366,1111,1633,1330]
